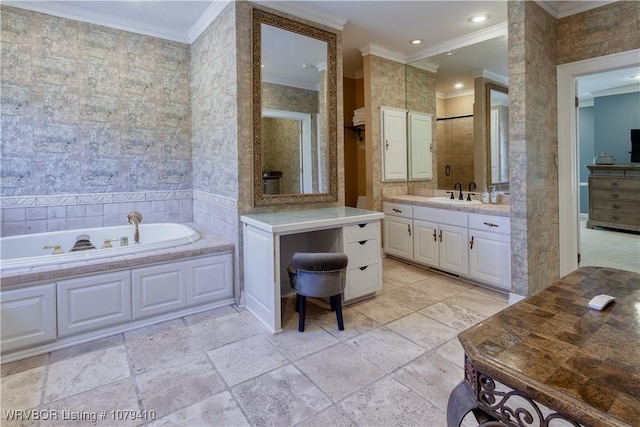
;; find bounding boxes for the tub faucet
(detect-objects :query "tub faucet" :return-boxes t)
[127,211,143,244]
[454,181,463,200]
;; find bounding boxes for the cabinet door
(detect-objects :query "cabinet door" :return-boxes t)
[408,111,433,180]
[57,271,131,337]
[383,216,413,260]
[439,224,468,275]
[1,284,57,352]
[132,263,185,319]
[186,253,233,306]
[469,230,511,290]
[381,107,407,181]
[413,219,438,266]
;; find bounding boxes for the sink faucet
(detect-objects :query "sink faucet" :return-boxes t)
[467,181,477,201]
[454,181,463,200]
[127,211,143,244]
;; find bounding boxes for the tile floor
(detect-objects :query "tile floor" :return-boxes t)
[1,258,509,427]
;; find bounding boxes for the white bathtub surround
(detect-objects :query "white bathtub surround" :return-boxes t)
[0,225,234,363]
[0,190,193,237]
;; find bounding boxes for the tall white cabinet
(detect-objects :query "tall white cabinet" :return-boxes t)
[408,111,433,181]
[381,107,408,181]
[381,107,433,183]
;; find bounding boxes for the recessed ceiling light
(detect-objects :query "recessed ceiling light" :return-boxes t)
[469,14,488,23]
[632,74,640,79]
[446,51,454,56]
[411,39,423,45]
[454,83,464,89]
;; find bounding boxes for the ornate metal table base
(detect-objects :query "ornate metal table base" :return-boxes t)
[447,356,582,427]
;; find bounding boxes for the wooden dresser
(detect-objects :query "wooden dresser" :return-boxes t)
[586,165,640,232]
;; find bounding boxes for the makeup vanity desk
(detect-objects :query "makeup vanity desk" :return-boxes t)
[241,207,384,332]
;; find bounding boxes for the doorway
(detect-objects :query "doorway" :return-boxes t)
[557,49,640,276]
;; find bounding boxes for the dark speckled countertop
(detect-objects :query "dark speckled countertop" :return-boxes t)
[459,266,640,426]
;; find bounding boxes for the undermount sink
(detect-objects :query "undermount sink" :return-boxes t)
[428,197,483,206]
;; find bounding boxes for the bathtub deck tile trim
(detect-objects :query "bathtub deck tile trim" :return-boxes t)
[77,262,105,275]
[102,259,129,271]
[147,251,172,263]
[50,266,80,280]
[126,255,150,268]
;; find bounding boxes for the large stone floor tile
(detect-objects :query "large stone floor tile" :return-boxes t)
[387,313,458,350]
[345,327,425,373]
[149,391,250,427]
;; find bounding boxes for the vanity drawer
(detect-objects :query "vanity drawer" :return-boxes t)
[344,221,379,242]
[468,214,510,234]
[383,202,413,219]
[345,262,382,301]
[345,238,380,268]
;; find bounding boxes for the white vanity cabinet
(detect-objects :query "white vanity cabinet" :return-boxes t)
[414,206,468,276]
[1,283,57,352]
[384,202,509,289]
[343,222,382,302]
[57,271,131,337]
[382,203,413,259]
[381,107,408,181]
[468,213,511,291]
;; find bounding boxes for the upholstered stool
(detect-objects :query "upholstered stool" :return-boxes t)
[287,252,349,332]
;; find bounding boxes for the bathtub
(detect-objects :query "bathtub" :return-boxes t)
[1,223,200,270]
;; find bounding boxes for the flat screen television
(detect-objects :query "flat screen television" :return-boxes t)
[632,129,640,163]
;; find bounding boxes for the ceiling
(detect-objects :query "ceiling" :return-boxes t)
[4,0,638,100]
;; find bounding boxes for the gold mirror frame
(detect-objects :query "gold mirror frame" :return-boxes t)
[485,82,509,187]
[252,9,338,206]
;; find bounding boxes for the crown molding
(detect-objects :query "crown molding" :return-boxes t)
[253,1,346,30]
[437,89,475,100]
[407,22,507,63]
[472,69,509,86]
[535,0,618,19]
[592,83,640,98]
[360,43,408,65]
[188,1,230,43]
[3,0,192,43]
[409,61,439,74]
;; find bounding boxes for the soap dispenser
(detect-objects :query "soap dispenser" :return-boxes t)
[482,188,490,204]
[490,186,498,204]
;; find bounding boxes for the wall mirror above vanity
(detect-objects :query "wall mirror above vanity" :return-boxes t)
[406,34,509,192]
[486,83,509,187]
[252,9,338,206]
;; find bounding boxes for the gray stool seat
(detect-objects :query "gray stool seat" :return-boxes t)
[287,252,348,332]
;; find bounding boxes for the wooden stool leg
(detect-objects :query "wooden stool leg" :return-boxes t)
[333,295,344,331]
[298,295,306,332]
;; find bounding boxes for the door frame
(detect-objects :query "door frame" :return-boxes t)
[557,49,640,276]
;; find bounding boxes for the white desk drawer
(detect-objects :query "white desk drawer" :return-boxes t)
[345,238,380,268]
[345,262,382,301]
[344,221,379,242]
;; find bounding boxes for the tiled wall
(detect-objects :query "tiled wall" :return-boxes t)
[0,5,192,235]
[1,191,193,236]
[436,117,474,190]
[556,1,640,65]
[508,1,559,296]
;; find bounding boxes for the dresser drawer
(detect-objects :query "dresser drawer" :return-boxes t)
[591,188,640,202]
[589,177,637,190]
[383,202,413,219]
[344,262,382,301]
[344,221,379,242]
[590,200,640,213]
[590,169,625,177]
[591,209,640,226]
[345,238,380,268]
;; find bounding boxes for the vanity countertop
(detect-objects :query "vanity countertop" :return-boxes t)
[241,207,384,234]
[384,195,511,217]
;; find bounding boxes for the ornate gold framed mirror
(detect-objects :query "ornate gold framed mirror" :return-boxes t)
[252,9,338,206]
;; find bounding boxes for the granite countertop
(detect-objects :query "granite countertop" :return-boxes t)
[0,224,234,290]
[384,194,511,217]
[459,266,640,426]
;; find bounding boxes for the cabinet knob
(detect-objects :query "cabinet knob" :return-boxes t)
[359,265,368,271]
[392,208,402,213]
[439,229,443,242]
[483,222,499,227]
[469,236,474,250]
[407,224,411,237]
[385,140,389,150]
[433,229,437,242]
[358,240,367,245]
[611,182,619,187]
[358,223,367,228]
[612,204,620,209]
